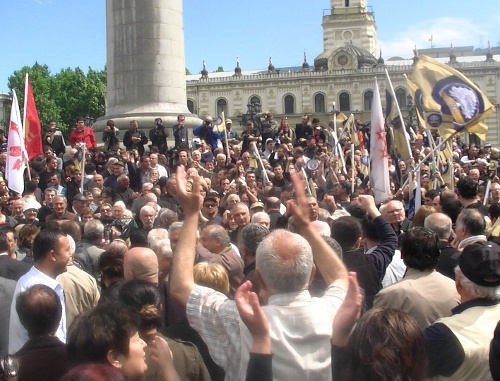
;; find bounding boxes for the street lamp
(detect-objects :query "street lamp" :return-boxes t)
[239,101,262,129]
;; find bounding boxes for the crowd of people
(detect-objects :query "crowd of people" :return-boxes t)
[0,112,499,381]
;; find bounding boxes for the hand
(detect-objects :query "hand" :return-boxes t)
[176,165,203,216]
[287,172,312,230]
[235,281,270,354]
[357,194,379,217]
[149,336,178,378]
[331,272,363,347]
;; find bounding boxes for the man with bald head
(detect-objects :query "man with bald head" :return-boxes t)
[425,212,460,280]
[382,199,410,236]
[197,225,244,296]
[123,247,159,283]
[264,196,283,230]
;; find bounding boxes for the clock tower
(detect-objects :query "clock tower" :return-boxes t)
[321,0,377,56]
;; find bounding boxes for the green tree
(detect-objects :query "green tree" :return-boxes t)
[216,66,224,72]
[7,62,61,132]
[186,67,191,75]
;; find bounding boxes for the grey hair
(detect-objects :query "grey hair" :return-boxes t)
[113,201,126,210]
[53,195,67,205]
[160,241,174,259]
[241,223,270,257]
[140,205,155,216]
[44,187,57,195]
[455,266,500,300]
[168,222,184,236]
[148,229,170,252]
[83,219,105,241]
[256,229,313,294]
[206,225,231,247]
[251,212,270,225]
[424,213,452,240]
[144,193,157,203]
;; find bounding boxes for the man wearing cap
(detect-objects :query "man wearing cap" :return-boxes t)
[22,201,41,226]
[221,118,240,149]
[193,116,220,151]
[424,241,500,380]
[71,194,87,220]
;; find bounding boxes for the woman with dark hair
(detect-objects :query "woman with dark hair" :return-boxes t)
[67,303,179,381]
[277,117,293,144]
[98,242,127,304]
[17,224,41,264]
[100,187,117,207]
[118,280,211,381]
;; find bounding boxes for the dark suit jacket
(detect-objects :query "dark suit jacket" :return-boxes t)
[0,255,31,281]
[0,276,16,357]
[436,242,460,280]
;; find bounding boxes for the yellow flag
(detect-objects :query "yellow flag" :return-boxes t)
[344,114,359,146]
[410,55,494,141]
[214,113,226,133]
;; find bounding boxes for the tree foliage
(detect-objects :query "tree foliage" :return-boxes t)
[7,63,106,137]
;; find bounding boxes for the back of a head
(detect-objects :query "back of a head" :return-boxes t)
[411,205,437,228]
[61,221,82,242]
[344,308,426,381]
[118,279,161,331]
[193,262,230,294]
[16,284,62,339]
[424,213,452,240]
[0,231,9,253]
[67,303,138,366]
[84,219,105,242]
[99,246,126,283]
[331,216,362,250]
[256,229,313,294]
[441,197,463,223]
[61,364,127,381]
[124,247,158,283]
[456,177,478,199]
[361,215,378,242]
[129,228,149,248]
[400,227,440,271]
[241,223,270,257]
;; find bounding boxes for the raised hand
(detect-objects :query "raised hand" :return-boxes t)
[176,165,203,216]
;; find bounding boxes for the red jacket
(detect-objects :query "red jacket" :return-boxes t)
[69,127,97,149]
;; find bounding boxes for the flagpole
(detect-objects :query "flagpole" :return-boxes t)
[23,73,32,181]
[484,179,491,206]
[351,143,355,194]
[80,144,86,193]
[384,68,413,155]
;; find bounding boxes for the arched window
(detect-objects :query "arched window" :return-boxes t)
[216,98,227,116]
[339,92,350,112]
[314,93,326,113]
[363,90,374,111]
[395,88,407,108]
[250,96,261,106]
[187,100,195,114]
[284,95,295,114]
[345,0,349,6]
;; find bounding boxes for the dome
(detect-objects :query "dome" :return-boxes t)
[268,56,275,73]
[302,52,310,71]
[343,43,377,67]
[377,49,385,65]
[201,60,208,78]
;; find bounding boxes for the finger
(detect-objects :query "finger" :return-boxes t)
[176,165,188,193]
[291,172,306,202]
[346,272,363,306]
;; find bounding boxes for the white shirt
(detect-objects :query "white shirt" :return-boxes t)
[365,247,406,288]
[187,280,346,381]
[8,266,66,354]
[152,164,168,178]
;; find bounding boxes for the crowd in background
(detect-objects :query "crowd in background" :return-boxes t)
[0,112,499,381]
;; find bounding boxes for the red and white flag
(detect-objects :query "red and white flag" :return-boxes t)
[24,74,43,160]
[369,78,391,204]
[6,90,28,195]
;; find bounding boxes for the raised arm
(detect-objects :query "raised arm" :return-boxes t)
[169,166,202,305]
[290,173,348,286]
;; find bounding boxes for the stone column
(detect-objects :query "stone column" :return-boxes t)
[94,0,201,132]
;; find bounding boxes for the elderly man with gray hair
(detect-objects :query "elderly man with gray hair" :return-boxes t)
[171,167,347,381]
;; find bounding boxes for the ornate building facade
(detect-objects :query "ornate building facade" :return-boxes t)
[186,0,500,145]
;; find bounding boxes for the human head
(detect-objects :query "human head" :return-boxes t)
[410,205,436,228]
[16,284,62,339]
[455,241,500,299]
[32,229,71,277]
[200,225,230,254]
[83,219,105,243]
[139,205,156,230]
[123,247,159,283]
[424,213,452,241]
[331,216,362,250]
[168,222,184,252]
[344,308,426,381]
[455,177,478,201]
[193,262,230,295]
[400,227,440,271]
[251,211,271,230]
[455,208,485,242]
[67,303,147,378]
[231,202,250,228]
[129,120,139,131]
[382,199,405,225]
[256,229,313,294]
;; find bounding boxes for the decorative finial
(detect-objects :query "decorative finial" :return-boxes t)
[486,41,494,61]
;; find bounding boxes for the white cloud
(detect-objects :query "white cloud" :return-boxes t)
[379,17,489,59]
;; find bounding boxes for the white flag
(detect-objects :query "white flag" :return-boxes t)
[370,78,391,204]
[6,90,27,195]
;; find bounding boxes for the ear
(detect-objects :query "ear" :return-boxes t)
[107,349,122,369]
[307,263,317,286]
[254,270,271,304]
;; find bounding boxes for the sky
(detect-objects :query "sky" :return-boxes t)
[1,0,499,93]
